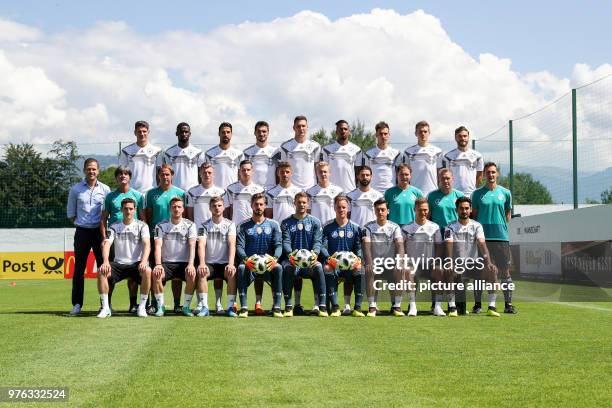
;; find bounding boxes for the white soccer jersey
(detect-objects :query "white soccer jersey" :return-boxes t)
[403,144,443,196]
[306,183,344,225]
[363,220,403,260]
[402,220,442,260]
[346,188,383,227]
[198,217,236,264]
[279,138,321,189]
[163,144,203,191]
[226,181,265,225]
[444,219,485,260]
[186,184,227,228]
[154,218,197,263]
[243,144,281,189]
[443,148,484,196]
[119,142,163,193]
[203,145,245,188]
[321,141,361,192]
[106,220,150,265]
[357,145,402,193]
[265,184,303,224]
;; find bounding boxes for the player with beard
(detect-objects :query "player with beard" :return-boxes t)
[203,122,245,188]
[321,120,361,192]
[243,121,281,190]
[443,126,484,196]
[163,122,203,191]
[357,121,402,193]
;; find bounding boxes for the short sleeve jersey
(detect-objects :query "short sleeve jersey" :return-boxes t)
[363,220,403,260]
[443,148,484,196]
[163,144,204,191]
[471,185,512,241]
[203,145,244,188]
[145,186,186,229]
[384,185,424,226]
[236,218,282,259]
[357,145,402,192]
[444,219,485,260]
[119,142,163,193]
[321,220,363,258]
[243,144,281,189]
[154,218,197,263]
[402,144,443,196]
[279,138,321,189]
[306,183,344,225]
[321,141,361,192]
[281,215,323,257]
[427,189,464,230]
[265,184,303,224]
[226,181,265,226]
[346,188,384,227]
[198,217,236,264]
[106,220,150,264]
[186,184,227,228]
[103,188,144,225]
[402,220,442,261]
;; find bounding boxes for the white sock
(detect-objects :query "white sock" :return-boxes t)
[198,293,207,308]
[448,293,456,308]
[139,294,148,308]
[295,291,302,305]
[155,294,164,307]
[368,300,377,308]
[488,291,496,308]
[226,295,236,310]
[393,296,402,308]
[409,292,416,303]
[344,295,351,308]
[100,294,109,310]
[256,295,262,305]
[215,289,222,307]
[409,301,417,310]
[184,294,193,308]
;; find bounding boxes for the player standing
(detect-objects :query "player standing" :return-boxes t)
[306,162,344,225]
[226,160,265,226]
[347,166,383,227]
[265,162,303,224]
[243,121,281,189]
[357,121,402,193]
[321,120,361,192]
[96,198,151,318]
[119,121,163,194]
[203,122,245,188]
[163,122,203,191]
[443,126,484,196]
[471,162,516,314]
[384,164,424,226]
[236,193,284,318]
[280,116,321,190]
[402,121,443,196]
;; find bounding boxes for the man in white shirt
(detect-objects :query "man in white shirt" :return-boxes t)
[321,120,361,192]
[306,162,344,225]
[443,126,484,196]
[119,120,163,194]
[358,121,402,193]
[203,122,245,188]
[243,121,281,189]
[347,166,383,227]
[186,163,227,228]
[226,160,265,226]
[280,115,321,189]
[265,162,303,224]
[403,120,443,196]
[163,122,203,191]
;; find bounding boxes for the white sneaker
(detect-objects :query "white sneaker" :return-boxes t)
[69,304,82,316]
[433,305,446,316]
[137,307,147,318]
[407,306,418,317]
[96,308,112,318]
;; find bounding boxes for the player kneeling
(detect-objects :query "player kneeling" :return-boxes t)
[196,196,238,317]
[321,196,365,317]
[151,197,198,317]
[281,192,328,317]
[97,198,151,318]
[236,193,284,318]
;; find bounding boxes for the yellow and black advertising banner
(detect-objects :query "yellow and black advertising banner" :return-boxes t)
[0,252,65,279]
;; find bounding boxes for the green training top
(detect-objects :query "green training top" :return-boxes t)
[427,189,464,230]
[103,188,144,225]
[384,185,424,226]
[145,185,186,228]
[471,185,512,241]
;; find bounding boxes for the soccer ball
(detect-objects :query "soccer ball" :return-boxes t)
[335,251,359,271]
[249,255,269,275]
[294,249,314,268]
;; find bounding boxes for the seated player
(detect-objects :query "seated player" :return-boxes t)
[321,196,364,317]
[151,197,197,317]
[236,193,284,318]
[281,192,328,317]
[96,198,151,318]
[445,197,499,317]
[196,196,238,317]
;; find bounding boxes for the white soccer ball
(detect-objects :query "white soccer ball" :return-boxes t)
[250,255,268,275]
[294,249,314,268]
[335,251,358,271]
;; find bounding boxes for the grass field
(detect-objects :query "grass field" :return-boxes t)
[1,279,611,407]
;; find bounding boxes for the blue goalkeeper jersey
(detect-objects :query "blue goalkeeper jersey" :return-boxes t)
[236,218,282,260]
[320,219,363,259]
[281,214,323,258]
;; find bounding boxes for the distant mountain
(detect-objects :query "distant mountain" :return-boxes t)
[76,155,119,171]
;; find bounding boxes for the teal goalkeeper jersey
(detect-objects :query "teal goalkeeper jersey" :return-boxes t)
[384,185,424,226]
[145,186,186,228]
[471,185,512,241]
[104,188,144,225]
[427,189,463,229]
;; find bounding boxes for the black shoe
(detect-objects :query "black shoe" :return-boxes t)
[284,306,293,313]
[504,304,518,314]
[472,303,482,314]
[129,305,138,314]
[146,305,157,315]
[173,305,182,314]
[341,308,352,316]
[293,304,305,315]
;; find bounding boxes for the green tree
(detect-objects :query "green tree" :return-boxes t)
[311,120,376,152]
[497,172,553,205]
[98,166,118,190]
[600,188,612,204]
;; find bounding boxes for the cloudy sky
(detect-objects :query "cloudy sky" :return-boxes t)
[0,0,610,168]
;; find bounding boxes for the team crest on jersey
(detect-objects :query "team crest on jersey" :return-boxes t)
[434,198,441,205]
[339,231,345,238]
[264,227,271,234]
[332,231,338,238]
[256,227,263,234]
[297,223,304,230]
[347,231,353,238]
[498,194,504,200]
[304,224,312,231]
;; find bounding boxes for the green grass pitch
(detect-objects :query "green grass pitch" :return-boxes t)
[0,279,610,407]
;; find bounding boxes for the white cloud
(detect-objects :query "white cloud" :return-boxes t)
[0,8,609,169]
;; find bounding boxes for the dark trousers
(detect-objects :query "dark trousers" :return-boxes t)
[72,227,104,306]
